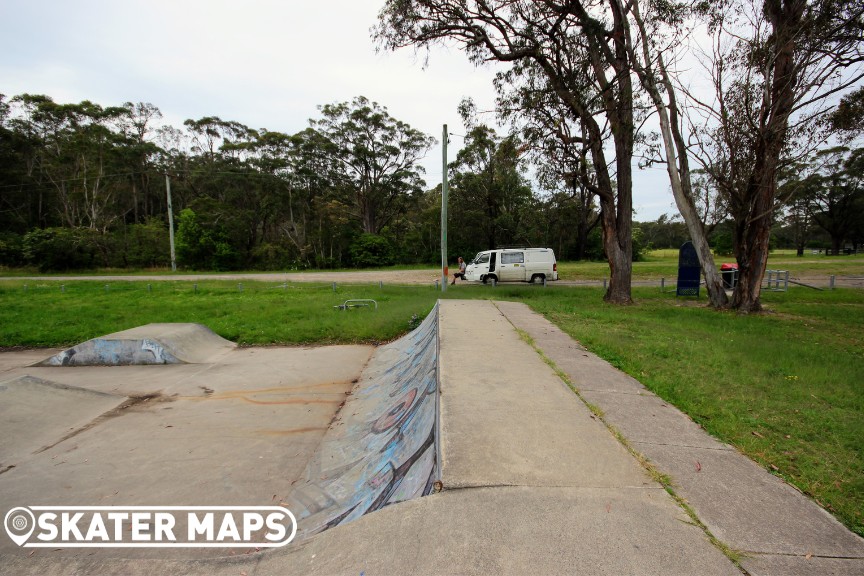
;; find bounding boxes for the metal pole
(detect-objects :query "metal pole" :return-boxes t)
[441,124,449,293]
[165,174,177,272]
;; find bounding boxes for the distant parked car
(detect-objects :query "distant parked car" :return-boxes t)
[464,248,559,284]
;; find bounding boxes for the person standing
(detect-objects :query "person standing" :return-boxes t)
[451,256,466,285]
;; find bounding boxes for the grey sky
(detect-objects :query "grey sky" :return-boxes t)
[1,0,674,220]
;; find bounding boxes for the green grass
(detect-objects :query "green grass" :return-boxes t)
[0,277,861,537]
[0,280,440,347]
[557,250,864,280]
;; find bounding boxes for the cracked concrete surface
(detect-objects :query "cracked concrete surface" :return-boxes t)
[0,344,374,560]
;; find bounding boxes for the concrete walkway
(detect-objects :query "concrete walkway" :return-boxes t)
[493,300,864,576]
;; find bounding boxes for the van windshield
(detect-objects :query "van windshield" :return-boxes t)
[473,253,490,265]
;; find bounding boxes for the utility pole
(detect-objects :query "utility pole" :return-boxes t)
[441,124,449,292]
[165,174,177,272]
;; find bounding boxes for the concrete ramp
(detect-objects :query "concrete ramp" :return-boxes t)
[286,304,439,541]
[0,375,126,467]
[36,323,236,366]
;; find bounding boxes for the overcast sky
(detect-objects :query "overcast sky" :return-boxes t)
[1,0,674,220]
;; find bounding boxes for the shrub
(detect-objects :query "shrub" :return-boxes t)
[349,233,395,267]
[22,227,99,271]
[0,232,24,267]
[176,208,239,270]
[121,220,170,268]
[249,243,292,270]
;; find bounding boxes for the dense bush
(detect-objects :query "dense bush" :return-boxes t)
[118,220,171,268]
[249,243,293,270]
[350,233,395,267]
[0,232,24,267]
[176,208,240,270]
[22,228,100,271]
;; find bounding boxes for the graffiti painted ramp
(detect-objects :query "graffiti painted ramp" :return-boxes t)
[286,304,439,541]
[36,323,236,366]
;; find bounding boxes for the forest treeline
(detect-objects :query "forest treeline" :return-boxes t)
[0,92,858,272]
[0,92,602,271]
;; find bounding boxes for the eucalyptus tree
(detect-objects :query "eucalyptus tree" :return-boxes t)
[448,124,534,253]
[115,102,162,223]
[796,147,864,254]
[0,94,34,232]
[496,74,600,260]
[617,0,731,307]
[376,0,639,303]
[311,96,435,235]
[682,0,864,312]
[9,94,130,232]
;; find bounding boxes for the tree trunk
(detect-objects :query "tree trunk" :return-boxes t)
[732,214,772,313]
[731,0,804,313]
[629,0,728,308]
[599,199,633,303]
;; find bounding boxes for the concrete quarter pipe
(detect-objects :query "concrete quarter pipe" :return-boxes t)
[286,303,440,540]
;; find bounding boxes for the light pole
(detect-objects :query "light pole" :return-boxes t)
[441,125,449,292]
[165,174,177,272]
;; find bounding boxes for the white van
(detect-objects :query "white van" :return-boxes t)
[464,248,559,284]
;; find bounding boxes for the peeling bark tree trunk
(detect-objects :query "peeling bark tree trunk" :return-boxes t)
[629,0,728,308]
[732,155,779,312]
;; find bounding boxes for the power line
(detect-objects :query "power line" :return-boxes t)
[0,167,292,193]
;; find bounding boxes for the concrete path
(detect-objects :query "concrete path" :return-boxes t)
[494,300,864,576]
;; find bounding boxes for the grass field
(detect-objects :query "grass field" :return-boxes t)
[557,250,864,280]
[0,278,861,537]
[0,281,440,346]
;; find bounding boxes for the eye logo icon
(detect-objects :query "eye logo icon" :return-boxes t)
[4,507,35,546]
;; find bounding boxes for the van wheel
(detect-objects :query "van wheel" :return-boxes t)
[531,274,545,284]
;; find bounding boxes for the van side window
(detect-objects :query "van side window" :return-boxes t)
[476,254,490,264]
[501,252,524,264]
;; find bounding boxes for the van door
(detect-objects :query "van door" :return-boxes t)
[467,252,490,281]
[499,251,526,281]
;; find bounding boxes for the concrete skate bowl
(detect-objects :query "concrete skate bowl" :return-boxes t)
[285,303,440,542]
[35,323,236,366]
